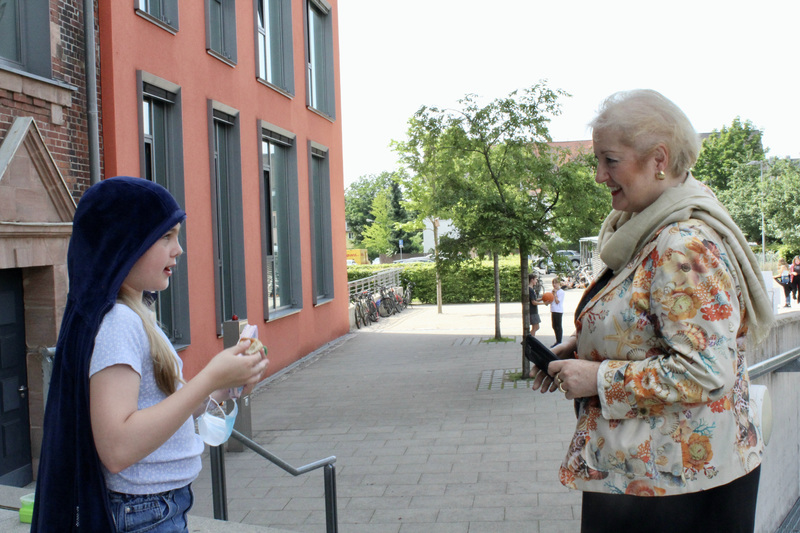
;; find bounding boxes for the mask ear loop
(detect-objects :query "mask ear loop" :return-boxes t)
[204,395,224,414]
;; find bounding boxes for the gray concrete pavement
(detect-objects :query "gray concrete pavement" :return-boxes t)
[190,281,586,532]
[189,280,798,532]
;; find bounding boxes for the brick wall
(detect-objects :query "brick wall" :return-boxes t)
[0,0,102,201]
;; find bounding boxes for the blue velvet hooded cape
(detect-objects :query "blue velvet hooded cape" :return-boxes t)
[32,177,186,531]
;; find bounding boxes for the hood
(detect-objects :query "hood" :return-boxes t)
[67,176,186,318]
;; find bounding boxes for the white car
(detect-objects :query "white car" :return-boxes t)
[393,255,433,263]
[537,250,580,273]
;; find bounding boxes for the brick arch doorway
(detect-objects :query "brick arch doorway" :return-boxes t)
[0,117,76,484]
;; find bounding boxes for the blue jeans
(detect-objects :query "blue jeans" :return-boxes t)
[108,485,193,533]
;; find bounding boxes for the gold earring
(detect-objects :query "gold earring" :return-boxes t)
[656,171,666,180]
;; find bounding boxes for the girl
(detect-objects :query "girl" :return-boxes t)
[528,273,542,336]
[775,257,792,307]
[32,177,268,532]
[548,277,565,346]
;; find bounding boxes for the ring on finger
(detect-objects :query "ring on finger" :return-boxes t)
[558,383,567,394]
[555,372,564,384]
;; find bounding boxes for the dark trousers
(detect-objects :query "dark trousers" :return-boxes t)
[793,278,800,302]
[551,312,563,344]
[581,466,760,533]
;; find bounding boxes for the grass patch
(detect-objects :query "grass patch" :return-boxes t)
[506,371,532,382]
[482,336,515,344]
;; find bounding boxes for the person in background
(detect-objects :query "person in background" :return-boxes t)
[775,257,792,307]
[790,256,800,304]
[529,90,774,533]
[549,277,565,347]
[32,177,269,532]
[528,272,542,336]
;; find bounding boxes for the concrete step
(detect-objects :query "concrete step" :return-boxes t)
[0,484,296,532]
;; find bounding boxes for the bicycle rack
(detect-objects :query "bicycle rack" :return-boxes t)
[210,429,338,533]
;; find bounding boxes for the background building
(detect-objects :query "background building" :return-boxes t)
[97,0,348,379]
[0,0,348,484]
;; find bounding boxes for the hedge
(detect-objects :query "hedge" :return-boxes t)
[347,259,528,304]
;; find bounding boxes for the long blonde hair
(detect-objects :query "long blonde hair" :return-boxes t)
[117,286,183,395]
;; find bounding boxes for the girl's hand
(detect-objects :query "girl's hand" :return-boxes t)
[547,359,601,400]
[201,340,269,392]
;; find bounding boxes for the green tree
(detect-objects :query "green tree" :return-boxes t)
[548,148,609,244]
[721,158,800,251]
[360,190,395,257]
[345,172,393,244]
[344,171,422,256]
[393,110,458,312]
[693,117,765,192]
[396,83,603,374]
[764,159,800,249]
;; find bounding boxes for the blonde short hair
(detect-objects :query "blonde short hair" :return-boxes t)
[590,89,700,177]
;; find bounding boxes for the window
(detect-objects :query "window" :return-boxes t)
[255,0,294,94]
[210,106,247,333]
[308,142,333,303]
[0,0,22,67]
[260,123,302,319]
[139,76,190,347]
[305,0,335,117]
[206,0,237,64]
[0,0,51,78]
[135,0,180,32]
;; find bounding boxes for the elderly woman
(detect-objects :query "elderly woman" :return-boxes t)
[531,90,774,533]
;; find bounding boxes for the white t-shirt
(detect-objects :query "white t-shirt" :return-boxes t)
[550,288,565,314]
[89,303,204,494]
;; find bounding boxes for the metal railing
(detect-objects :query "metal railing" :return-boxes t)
[210,430,338,532]
[347,267,402,297]
[748,345,800,379]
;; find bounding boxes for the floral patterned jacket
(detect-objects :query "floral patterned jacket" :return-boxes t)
[560,219,764,496]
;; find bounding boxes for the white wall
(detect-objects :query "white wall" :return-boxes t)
[422,218,457,255]
[751,312,800,533]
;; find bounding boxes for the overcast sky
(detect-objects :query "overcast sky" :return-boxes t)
[338,0,799,186]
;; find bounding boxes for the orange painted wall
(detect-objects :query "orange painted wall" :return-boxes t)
[97,1,349,379]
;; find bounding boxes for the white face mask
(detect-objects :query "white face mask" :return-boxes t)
[197,397,238,446]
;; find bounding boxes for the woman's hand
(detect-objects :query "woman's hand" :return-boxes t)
[547,359,601,400]
[530,337,576,393]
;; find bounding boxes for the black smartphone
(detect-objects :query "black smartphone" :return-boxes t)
[525,334,557,374]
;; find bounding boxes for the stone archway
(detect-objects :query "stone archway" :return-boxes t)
[0,116,76,478]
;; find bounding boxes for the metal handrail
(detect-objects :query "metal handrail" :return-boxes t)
[210,429,338,532]
[748,346,800,379]
[347,268,402,297]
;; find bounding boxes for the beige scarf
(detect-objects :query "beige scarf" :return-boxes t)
[597,174,775,345]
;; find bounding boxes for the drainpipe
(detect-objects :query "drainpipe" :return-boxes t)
[83,0,101,185]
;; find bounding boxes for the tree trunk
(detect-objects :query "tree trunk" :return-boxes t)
[520,245,530,377]
[493,252,501,339]
[434,218,442,314]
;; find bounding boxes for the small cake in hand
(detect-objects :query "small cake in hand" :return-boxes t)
[244,337,267,357]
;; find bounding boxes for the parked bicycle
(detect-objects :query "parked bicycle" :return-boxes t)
[403,282,415,307]
[350,293,367,329]
[360,290,379,323]
[377,286,397,317]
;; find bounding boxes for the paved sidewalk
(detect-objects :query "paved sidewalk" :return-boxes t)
[190,282,797,532]
[190,281,586,533]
